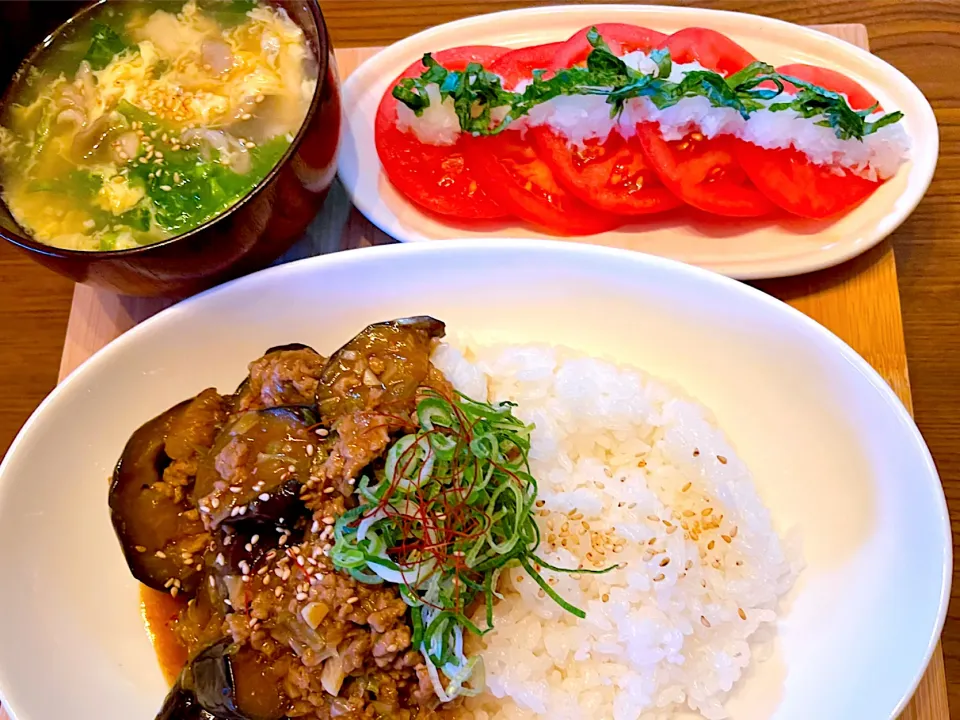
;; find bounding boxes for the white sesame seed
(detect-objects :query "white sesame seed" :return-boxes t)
[239,506,247,515]
[251,534,260,545]
[259,493,270,501]
[311,520,320,533]
[296,592,307,601]
[242,575,250,582]
[209,576,216,588]
[306,444,314,456]
[244,543,253,552]
[155,551,167,559]
[316,428,329,437]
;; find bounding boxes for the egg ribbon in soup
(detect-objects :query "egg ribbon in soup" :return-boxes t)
[0,0,318,252]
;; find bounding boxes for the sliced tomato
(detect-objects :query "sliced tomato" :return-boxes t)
[658,28,756,76]
[737,65,881,218]
[465,131,625,235]
[488,42,565,89]
[734,141,879,219]
[635,123,775,217]
[774,63,879,111]
[375,46,510,219]
[530,127,683,215]
[552,23,668,69]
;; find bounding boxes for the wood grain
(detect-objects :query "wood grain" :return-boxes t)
[1,3,958,718]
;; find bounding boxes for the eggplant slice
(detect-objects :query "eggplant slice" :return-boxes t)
[109,390,226,594]
[315,316,446,424]
[193,407,317,528]
[157,639,288,720]
[234,344,326,412]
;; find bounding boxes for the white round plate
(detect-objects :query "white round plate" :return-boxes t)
[338,4,938,280]
[0,241,949,720]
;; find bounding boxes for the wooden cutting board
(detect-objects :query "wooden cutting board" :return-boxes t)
[1,24,943,720]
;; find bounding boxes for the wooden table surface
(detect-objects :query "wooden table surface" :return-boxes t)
[0,0,957,716]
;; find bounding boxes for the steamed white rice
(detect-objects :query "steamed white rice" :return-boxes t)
[431,340,799,720]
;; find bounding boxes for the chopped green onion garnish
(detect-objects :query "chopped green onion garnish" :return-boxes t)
[330,388,616,700]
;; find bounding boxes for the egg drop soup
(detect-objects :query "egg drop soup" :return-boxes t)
[0,0,318,251]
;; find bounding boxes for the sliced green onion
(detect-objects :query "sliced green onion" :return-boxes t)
[329,388,614,702]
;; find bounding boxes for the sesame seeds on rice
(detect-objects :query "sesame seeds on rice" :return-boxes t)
[431,339,799,720]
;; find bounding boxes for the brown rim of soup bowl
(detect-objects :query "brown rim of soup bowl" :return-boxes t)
[0,0,341,298]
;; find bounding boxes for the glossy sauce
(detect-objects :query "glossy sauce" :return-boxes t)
[140,584,188,685]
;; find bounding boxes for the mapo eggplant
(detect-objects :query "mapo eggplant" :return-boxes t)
[234,343,326,413]
[109,390,227,594]
[157,638,289,720]
[315,316,446,424]
[192,407,317,528]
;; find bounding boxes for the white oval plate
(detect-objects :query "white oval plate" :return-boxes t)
[338,4,938,280]
[0,241,950,719]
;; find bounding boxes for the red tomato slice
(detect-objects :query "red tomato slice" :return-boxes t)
[375,46,510,219]
[734,141,879,219]
[774,63,879,111]
[488,42,565,90]
[658,28,756,76]
[465,131,625,235]
[552,23,668,69]
[738,65,881,218]
[635,123,775,217]
[530,127,684,215]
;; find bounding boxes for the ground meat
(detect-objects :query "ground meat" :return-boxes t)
[152,348,469,720]
[238,348,326,411]
[157,388,226,502]
[213,434,252,487]
[321,411,415,488]
[202,534,455,720]
[418,364,455,403]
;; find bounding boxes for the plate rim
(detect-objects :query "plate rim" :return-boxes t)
[0,239,951,719]
[337,3,939,280]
